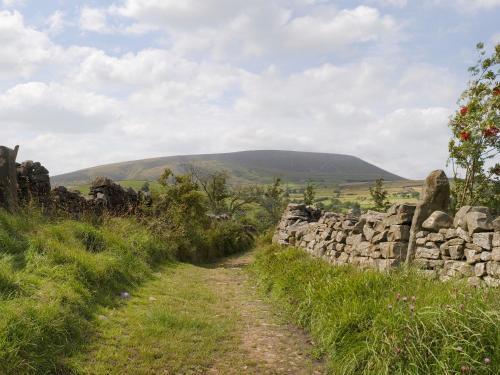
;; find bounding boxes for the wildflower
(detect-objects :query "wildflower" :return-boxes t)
[460,365,470,374]
[484,357,491,365]
[411,296,416,302]
[388,304,393,310]
[402,296,408,303]
[460,106,468,116]
[396,293,401,301]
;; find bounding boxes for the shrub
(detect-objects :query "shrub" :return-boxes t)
[252,244,500,375]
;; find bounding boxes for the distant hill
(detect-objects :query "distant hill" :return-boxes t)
[51,150,405,187]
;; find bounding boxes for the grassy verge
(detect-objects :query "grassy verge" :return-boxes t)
[0,208,252,374]
[0,209,173,374]
[252,243,500,375]
[68,262,238,374]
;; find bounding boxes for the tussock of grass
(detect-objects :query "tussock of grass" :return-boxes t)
[252,244,500,375]
[0,209,172,374]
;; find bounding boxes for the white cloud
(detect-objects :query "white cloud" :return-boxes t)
[369,0,408,7]
[433,0,500,9]
[282,6,399,51]
[1,0,25,7]
[112,0,256,29]
[0,82,120,133]
[46,10,68,35]
[461,0,500,8]
[0,10,55,78]
[0,2,471,179]
[79,6,110,33]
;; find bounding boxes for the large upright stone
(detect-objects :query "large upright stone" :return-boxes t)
[0,145,19,211]
[406,170,450,263]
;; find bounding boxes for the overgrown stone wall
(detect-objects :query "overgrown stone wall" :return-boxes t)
[273,203,415,272]
[274,203,500,286]
[273,169,500,287]
[0,145,149,216]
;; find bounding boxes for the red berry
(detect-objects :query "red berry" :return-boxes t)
[494,87,500,96]
[460,131,471,141]
[460,107,468,116]
[483,126,498,137]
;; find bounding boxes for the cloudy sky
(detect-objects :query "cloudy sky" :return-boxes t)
[1,0,499,178]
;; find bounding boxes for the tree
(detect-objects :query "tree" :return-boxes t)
[369,178,389,211]
[155,168,207,230]
[448,42,499,211]
[183,164,230,215]
[303,181,315,205]
[226,185,261,216]
[259,177,288,224]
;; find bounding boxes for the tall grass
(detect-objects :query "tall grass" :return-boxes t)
[252,244,500,375]
[0,208,253,374]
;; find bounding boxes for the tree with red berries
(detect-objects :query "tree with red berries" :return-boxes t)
[448,42,499,211]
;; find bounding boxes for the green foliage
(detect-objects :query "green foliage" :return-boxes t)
[140,181,150,192]
[258,178,289,225]
[448,43,499,211]
[303,181,316,206]
[369,178,390,211]
[253,245,499,375]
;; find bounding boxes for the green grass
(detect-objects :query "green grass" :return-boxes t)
[0,209,174,374]
[0,208,254,374]
[252,244,500,375]
[68,263,238,374]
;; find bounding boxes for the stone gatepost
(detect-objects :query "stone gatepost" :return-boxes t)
[0,145,20,211]
[406,170,450,263]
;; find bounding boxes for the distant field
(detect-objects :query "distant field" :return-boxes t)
[287,179,424,209]
[68,178,424,210]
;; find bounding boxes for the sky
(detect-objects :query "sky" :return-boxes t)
[0,0,499,179]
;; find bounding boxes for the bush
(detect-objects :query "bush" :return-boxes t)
[252,244,500,375]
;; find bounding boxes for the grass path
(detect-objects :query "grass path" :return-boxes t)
[69,251,325,374]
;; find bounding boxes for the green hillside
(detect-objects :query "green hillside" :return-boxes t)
[51,150,404,187]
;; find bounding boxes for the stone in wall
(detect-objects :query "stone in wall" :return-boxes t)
[52,186,88,215]
[413,207,499,287]
[406,170,450,263]
[17,160,51,207]
[0,145,19,211]
[90,177,140,215]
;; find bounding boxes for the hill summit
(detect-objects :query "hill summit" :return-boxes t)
[52,150,404,186]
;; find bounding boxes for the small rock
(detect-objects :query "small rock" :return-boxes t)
[422,211,453,231]
[466,211,493,234]
[120,291,130,299]
[472,232,493,250]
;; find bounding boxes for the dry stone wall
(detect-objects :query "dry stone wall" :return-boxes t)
[274,203,499,286]
[274,203,415,272]
[0,145,148,217]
